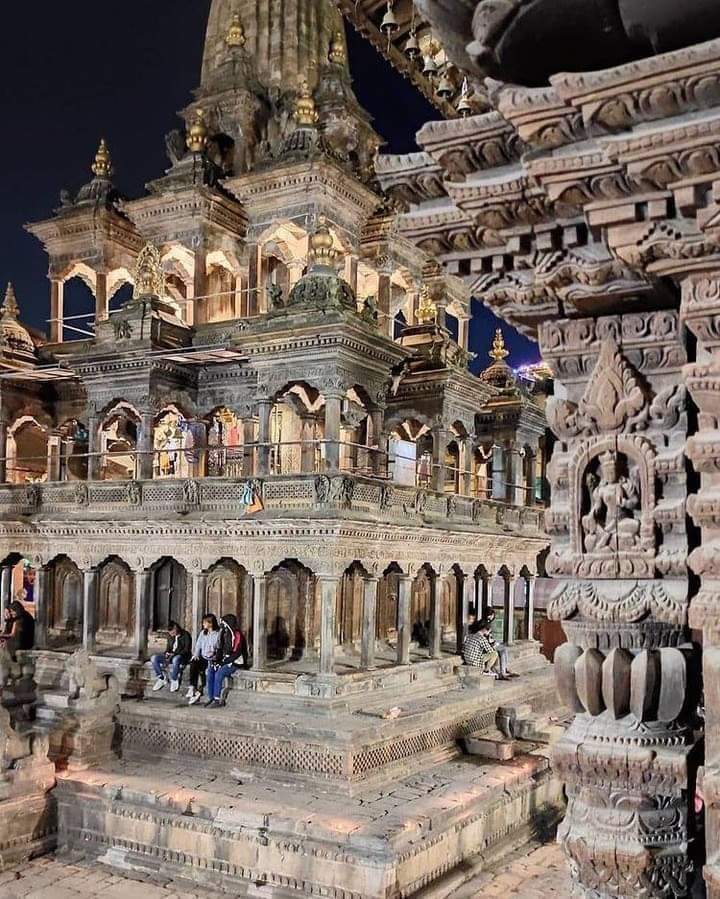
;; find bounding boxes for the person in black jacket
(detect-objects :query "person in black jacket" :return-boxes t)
[151,620,192,693]
[1,600,35,658]
[204,613,245,707]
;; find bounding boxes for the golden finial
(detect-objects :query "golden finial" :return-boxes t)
[91,138,113,178]
[329,31,346,65]
[489,328,509,362]
[295,82,318,128]
[186,108,209,154]
[225,12,246,48]
[416,285,437,325]
[2,283,19,320]
[133,243,166,299]
[307,216,338,269]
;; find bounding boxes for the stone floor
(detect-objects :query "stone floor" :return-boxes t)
[0,842,570,898]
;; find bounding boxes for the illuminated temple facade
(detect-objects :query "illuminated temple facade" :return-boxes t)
[0,3,560,897]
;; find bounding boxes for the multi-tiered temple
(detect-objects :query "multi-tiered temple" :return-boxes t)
[0,2,560,897]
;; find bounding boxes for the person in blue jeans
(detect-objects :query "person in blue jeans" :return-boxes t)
[151,621,192,693]
[205,613,246,707]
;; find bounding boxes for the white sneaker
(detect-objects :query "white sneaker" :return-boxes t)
[152,677,166,692]
[185,686,194,699]
[188,691,202,705]
[170,679,180,693]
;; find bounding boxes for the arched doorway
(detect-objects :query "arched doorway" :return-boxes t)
[151,558,187,633]
[48,556,83,644]
[411,565,434,646]
[99,405,139,481]
[97,557,135,646]
[7,417,49,484]
[376,564,401,642]
[206,559,252,634]
[265,560,316,661]
[338,562,365,648]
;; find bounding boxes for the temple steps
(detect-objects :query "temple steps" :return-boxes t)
[54,748,564,899]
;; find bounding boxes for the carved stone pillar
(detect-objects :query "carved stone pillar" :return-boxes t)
[82,568,99,654]
[457,573,473,654]
[542,312,697,897]
[682,276,720,896]
[251,574,266,671]
[50,278,64,344]
[318,575,339,676]
[461,437,474,496]
[361,576,378,670]
[396,574,412,665]
[87,413,99,481]
[47,432,62,483]
[256,400,272,476]
[300,415,316,473]
[190,571,208,644]
[95,271,109,323]
[242,417,256,477]
[429,571,442,659]
[34,565,49,649]
[133,569,152,661]
[138,411,154,481]
[0,564,12,620]
[431,427,449,493]
[324,394,343,471]
[369,407,386,475]
[0,418,8,484]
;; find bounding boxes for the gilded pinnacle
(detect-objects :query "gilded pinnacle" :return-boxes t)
[308,216,337,268]
[295,82,318,128]
[416,286,437,324]
[225,12,246,48]
[186,108,209,154]
[329,31,346,65]
[91,138,113,179]
[489,328,509,362]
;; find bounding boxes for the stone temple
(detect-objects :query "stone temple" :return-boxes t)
[1,0,719,897]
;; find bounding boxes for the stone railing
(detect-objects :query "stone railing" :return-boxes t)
[0,473,546,536]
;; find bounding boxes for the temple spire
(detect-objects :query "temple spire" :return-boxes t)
[2,283,19,320]
[225,12,246,48]
[91,139,112,179]
[489,328,509,362]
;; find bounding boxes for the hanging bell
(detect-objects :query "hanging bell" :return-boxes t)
[436,67,454,99]
[422,51,438,78]
[380,0,399,36]
[404,30,420,61]
[456,77,474,117]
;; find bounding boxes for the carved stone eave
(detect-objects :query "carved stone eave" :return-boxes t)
[375,152,446,207]
[488,80,585,151]
[415,110,521,177]
[124,184,249,246]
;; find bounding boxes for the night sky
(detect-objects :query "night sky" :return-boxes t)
[0,1,537,369]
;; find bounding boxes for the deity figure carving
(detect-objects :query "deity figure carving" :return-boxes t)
[581,450,641,555]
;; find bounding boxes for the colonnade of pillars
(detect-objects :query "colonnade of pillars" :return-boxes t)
[2,562,536,674]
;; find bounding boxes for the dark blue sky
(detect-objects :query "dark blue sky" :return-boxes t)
[0,1,538,369]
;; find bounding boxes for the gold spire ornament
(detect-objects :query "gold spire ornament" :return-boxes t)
[328,31,346,65]
[307,216,338,269]
[225,12,246,48]
[186,108,209,154]
[2,283,19,320]
[133,243,166,299]
[489,328,510,362]
[91,139,113,178]
[416,286,437,325]
[295,82,318,127]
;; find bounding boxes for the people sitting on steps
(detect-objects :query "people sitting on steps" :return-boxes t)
[204,613,247,707]
[151,620,192,693]
[482,608,519,679]
[462,611,519,680]
[187,614,221,705]
[0,599,35,658]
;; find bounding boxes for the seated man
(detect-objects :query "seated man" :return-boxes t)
[462,627,499,677]
[482,609,519,679]
[151,620,192,693]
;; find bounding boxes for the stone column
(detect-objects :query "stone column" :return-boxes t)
[540,313,696,897]
[241,417,256,477]
[0,564,12,620]
[461,437,474,496]
[491,445,505,500]
[133,569,152,661]
[190,571,207,644]
[318,576,339,676]
[95,272,109,323]
[247,243,260,316]
[457,574,473,654]
[87,413,99,481]
[324,394,343,471]
[256,400,272,476]
[429,572,442,659]
[361,576,378,670]
[82,568,99,654]
[251,574,266,671]
[50,279,64,344]
[526,576,536,643]
[137,411,154,481]
[378,274,391,336]
[193,251,208,325]
[300,415,316,473]
[505,577,517,645]
[396,574,412,665]
[431,427,449,493]
[47,433,62,483]
[369,407,386,475]
[0,418,8,484]
[34,565,49,649]
[682,276,720,896]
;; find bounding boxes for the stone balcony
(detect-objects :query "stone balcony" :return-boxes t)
[0,472,546,536]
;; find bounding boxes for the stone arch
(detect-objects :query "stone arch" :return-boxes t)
[337,561,367,647]
[47,554,83,644]
[149,557,188,634]
[98,402,141,481]
[97,556,135,644]
[7,416,49,484]
[265,559,317,661]
[474,564,492,619]
[377,562,403,641]
[205,558,253,635]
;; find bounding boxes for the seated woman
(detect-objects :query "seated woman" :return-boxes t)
[1,600,35,658]
[186,614,220,705]
[205,613,246,707]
